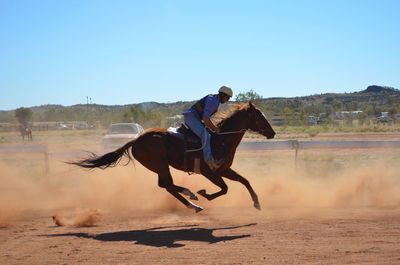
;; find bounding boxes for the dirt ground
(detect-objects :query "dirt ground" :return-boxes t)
[1,132,400,264]
[2,207,400,265]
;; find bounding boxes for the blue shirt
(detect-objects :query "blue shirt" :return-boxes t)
[183,94,220,119]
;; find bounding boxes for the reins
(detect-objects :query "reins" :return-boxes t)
[218,129,247,135]
[185,128,246,153]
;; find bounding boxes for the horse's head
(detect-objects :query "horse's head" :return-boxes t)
[245,102,275,139]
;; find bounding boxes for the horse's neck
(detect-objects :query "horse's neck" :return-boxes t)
[220,112,247,150]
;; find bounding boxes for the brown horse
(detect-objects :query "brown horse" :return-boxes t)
[70,102,275,212]
[20,126,33,141]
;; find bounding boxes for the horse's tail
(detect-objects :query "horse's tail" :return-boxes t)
[68,140,135,169]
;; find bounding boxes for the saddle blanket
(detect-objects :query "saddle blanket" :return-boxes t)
[167,127,200,143]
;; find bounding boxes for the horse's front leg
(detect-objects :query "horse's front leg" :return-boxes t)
[221,168,261,210]
[197,174,228,201]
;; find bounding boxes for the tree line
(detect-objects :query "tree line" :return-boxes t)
[2,87,400,129]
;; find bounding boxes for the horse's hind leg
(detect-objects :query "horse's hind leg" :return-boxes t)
[164,182,203,212]
[222,168,261,210]
[134,156,202,212]
[156,170,198,200]
[131,134,201,212]
[157,163,202,209]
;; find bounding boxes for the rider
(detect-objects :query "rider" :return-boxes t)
[183,86,233,170]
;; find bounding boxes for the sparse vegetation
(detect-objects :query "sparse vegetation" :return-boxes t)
[1,86,399,132]
[15,107,33,127]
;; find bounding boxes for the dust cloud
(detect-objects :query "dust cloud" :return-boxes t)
[228,150,400,210]
[1,146,400,226]
[52,209,102,227]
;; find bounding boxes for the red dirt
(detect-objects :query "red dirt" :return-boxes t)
[1,133,400,264]
[2,208,400,264]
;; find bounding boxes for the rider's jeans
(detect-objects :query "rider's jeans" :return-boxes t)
[184,112,213,161]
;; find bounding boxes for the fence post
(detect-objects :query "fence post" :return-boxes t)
[291,140,300,165]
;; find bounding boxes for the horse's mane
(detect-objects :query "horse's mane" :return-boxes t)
[215,103,250,127]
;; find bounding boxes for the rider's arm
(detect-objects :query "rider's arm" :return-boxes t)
[202,96,220,133]
[202,117,220,133]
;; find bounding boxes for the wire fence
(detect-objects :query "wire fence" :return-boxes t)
[2,140,400,172]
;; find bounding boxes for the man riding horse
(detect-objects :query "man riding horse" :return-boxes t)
[183,86,233,171]
[70,88,276,212]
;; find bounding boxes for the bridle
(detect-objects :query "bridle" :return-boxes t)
[218,129,247,135]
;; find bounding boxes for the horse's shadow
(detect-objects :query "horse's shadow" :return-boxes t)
[44,223,256,248]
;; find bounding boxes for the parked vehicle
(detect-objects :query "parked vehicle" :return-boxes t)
[377,112,394,123]
[102,123,144,149]
[57,123,69,130]
[74,122,92,130]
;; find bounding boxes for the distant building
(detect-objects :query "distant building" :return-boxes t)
[377,112,393,123]
[27,121,92,130]
[380,112,389,118]
[334,111,363,120]
[308,116,318,125]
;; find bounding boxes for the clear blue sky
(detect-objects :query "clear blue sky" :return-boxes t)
[1,0,399,110]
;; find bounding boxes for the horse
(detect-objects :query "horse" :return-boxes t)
[20,126,33,141]
[70,102,275,212]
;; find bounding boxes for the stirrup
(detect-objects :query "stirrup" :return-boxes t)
[205,157,225,170]
[213,157,225,167]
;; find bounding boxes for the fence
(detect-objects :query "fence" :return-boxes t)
[238,140,400,160]
[2,140,400,172]
[0,145,49,173]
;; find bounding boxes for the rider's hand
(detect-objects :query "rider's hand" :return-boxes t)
[203,117,220,134]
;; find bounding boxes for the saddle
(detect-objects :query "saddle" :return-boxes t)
[167,123,202,146]
[168,124,228,158]
[167,124,229,173]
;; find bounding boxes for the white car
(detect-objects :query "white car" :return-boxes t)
[57,123,69,130]
[102,123,144,149]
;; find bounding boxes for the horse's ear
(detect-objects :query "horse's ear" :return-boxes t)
[249,101,254,108]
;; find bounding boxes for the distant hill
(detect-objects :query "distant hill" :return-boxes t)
[1,85,399,126]
[137,101,162,110]
[361,85,399,93]
[263,85,400,109]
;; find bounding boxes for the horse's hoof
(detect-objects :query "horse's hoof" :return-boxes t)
[254,202,261,210]
[197,189,206,196]
[195,206,204,213]
[187,202,204,213]
[182,189,198,200]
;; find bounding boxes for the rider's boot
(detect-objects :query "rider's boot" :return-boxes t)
[205,157,225,171]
